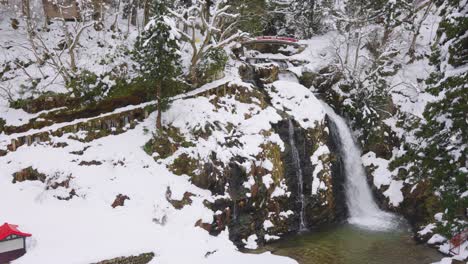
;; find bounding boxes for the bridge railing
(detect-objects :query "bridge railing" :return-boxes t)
[449,229,468,255]
[255,36,299,43]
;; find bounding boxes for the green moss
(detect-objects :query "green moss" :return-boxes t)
[0,118,5,133]
[144,127,194,159]
[262,142,284,184]
[169,153,198,176]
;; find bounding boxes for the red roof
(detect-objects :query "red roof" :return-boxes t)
[0,223,31,240]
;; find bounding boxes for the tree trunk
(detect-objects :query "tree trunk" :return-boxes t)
[143,0,150,26]
[22,0,30,18]
[408,1,433,62]
[156,82,162,130]
[131,0,138,26]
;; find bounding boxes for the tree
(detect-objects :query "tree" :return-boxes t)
[287,0,330,38]
[168,0,243,86]
[227,0,271,36]
[133,0,182,130]
[393,0,467,237]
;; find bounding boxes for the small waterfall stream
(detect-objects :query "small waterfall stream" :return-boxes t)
[288,118,307,231]
[321,102,396,230]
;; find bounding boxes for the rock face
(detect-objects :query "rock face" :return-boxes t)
[94,252,155,264]
[146,66,348,248]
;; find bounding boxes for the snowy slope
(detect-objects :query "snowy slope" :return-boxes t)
[0,111,296,264]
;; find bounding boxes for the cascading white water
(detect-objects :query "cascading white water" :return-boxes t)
[288,118,307,231]
[278,72,299,83]
[321,102,397,231]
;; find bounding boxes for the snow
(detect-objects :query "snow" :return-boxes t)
[0,113,296,264]
[267,81,326,129]
[279,211,294,218]
[418,223,437,236]
[271,180,290,198]
[263,220,274,230]
[265,234,280,242]
[361,151,404,207]
[163,93,283,166]
[310,144,330,195]
[262,174,274,189]
[242,235,259,250]
[428,234,447,245]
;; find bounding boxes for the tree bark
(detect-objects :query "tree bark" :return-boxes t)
[22,0,30,18]
[408,1,433,62]
[156,82,162,130]
[143,0,150,26]
[130,0,138,26]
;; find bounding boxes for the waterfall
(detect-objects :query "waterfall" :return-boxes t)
[288,118,307,231]
[321,102,396,231]
[278,72,299,83]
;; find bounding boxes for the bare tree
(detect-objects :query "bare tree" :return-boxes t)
[168,0,244,85]
[407,0,434,62]
[0,83,14,103]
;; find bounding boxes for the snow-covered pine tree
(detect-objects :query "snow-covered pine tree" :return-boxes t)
[228,0,271,36]
[393,0,467,237]
[133,0,182,129]
[288,0,329,38]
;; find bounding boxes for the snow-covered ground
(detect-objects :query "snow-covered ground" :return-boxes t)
[0,111,296,264]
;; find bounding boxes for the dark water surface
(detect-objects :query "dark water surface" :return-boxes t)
[261,224,443,264]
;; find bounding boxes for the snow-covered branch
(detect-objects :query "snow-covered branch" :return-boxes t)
[167,0,241,86]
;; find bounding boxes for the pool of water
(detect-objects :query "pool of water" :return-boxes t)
[262,224,443,264]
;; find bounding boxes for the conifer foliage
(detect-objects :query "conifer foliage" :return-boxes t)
[393,0,467,237]
[133,0,182,130]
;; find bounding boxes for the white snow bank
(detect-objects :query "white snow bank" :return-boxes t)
[268,81,325,129]
[361,151,404,206]
[310,144,330,195]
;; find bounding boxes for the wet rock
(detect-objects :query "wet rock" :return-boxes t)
[399,181,442,229]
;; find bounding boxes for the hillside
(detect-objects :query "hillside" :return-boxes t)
[0,0,466,264]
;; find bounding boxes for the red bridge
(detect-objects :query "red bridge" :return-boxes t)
[243,36,301,47]
[449,229,468,255]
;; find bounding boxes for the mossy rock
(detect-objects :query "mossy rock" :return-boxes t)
[13,167,46,183]
[94,252,155,264]
[260,142,284,185]
[10,92,79,114]
[255,64,279,84]
[145,127,194,159]
[299,71,319,88]
[399,180,443,228]
[169,153,198,177]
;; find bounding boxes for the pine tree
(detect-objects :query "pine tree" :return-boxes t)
[134,0,182,130]
[392,0,467,237]
[288,0,329,38]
